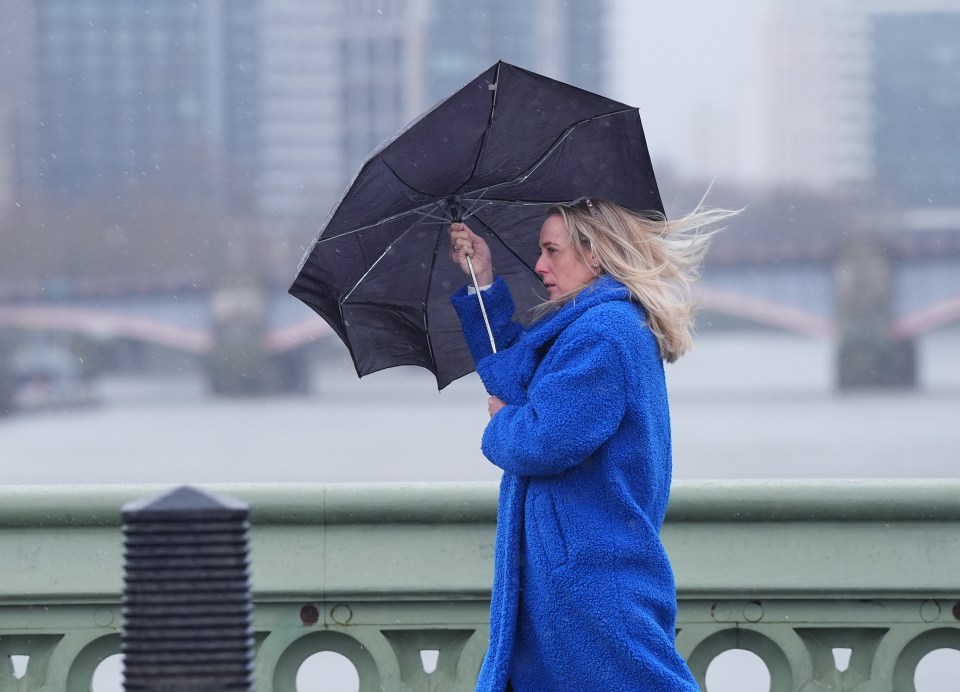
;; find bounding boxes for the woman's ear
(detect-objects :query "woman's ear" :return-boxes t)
[585,248,601,272]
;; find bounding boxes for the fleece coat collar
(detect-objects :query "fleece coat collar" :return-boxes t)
[476,275,633,408]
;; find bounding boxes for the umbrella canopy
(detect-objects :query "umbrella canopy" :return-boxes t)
[290,61,663,389]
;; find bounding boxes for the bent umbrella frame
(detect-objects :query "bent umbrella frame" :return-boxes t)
[290,61,663,389]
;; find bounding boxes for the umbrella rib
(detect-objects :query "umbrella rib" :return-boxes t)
[466,198,575,208]
[317,203,441,243]
[375,155,445,204]
[461,107,636,200]
[339,208,438,305]
[420,222,450,371]
[459,185,497,221]
[468,212,538,275]
[489,60,503,123]
[452,62,503,199]
[322,107,633,245]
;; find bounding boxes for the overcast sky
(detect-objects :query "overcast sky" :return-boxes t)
[607,0,768,185]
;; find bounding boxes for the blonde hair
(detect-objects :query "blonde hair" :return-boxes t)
[543,198,737,363]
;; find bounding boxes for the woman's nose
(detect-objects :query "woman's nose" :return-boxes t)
[534,256,546,275]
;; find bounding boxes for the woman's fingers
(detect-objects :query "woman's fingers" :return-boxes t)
[449,223,472,251]
[449,222,493,283]
[488,396,505,417]
[449,224,475,261]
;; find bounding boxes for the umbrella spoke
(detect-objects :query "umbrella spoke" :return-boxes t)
[416,209,459,224]
[468,212,538,276]
[461,201,494,221]
[460,185,497,221]
[455,61,503,199]
[340,207,444,304]
[377,154,441,204]
[420,220,453,370]
[462,108,634,201]
[318,203,440,244]
[465,198,564,209]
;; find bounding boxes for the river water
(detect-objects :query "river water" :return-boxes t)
[3,329,959,484]
[3,329,959,690]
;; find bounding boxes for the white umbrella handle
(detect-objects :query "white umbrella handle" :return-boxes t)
[465,255,497,354]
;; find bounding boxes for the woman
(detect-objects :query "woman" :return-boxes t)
[448,197,731,691]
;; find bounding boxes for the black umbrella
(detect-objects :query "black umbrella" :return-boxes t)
[290,61,663,389]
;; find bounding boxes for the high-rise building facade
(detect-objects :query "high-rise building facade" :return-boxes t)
[334,0,428,189]
[8,0,257,203]
[870,9,960,209]
[2,0,610,222]
[760,0,960,219]
[759,0,872,191]
[0,0,33,208]
[426,0,607,106]
[259,0,609,221]
[257,0,342,220]
[0,0,40,207]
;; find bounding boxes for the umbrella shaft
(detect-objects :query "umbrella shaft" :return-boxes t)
[465,255,497,354]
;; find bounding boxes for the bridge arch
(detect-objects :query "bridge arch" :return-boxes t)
[891,294,960,340]
[263,319,334,354]
[2,292,838,354]
[697,287,836,339]
[0,305,214,354]
[0,304,338,355]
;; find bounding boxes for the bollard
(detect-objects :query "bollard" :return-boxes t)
[121,486,255,691]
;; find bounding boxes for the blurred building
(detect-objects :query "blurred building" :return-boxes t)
[321,0,609,211]
[870,7,960,212]
[760,0,960,226]
[0,0,37,209]
[332,0,430,194]
[425,0,607,105]
[2,0,609,224]
[4,0,258,206]
[257,0,342,221]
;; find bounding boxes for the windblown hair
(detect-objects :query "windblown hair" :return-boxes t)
[544,197,737,363]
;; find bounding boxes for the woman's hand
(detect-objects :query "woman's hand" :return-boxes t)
[488,395,505,418]
[449,222,494,286]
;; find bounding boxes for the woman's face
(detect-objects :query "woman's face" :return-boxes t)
[535,214,598,300]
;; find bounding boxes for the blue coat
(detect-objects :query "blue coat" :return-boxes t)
[452,275,697,692]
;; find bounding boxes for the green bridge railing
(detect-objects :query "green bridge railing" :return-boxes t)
[1,480,959,691]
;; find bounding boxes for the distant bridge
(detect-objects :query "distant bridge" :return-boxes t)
[0,279,344,359]
[1,272,958,355]
[890,294,960,340]
[0,305,215,354]
[0,302,333,355]
[699,287,960,341]
[697,288,836,339]
[0,250,959,388]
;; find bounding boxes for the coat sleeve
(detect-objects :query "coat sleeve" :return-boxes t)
[480,320,627,477]
[451,276,523,362]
